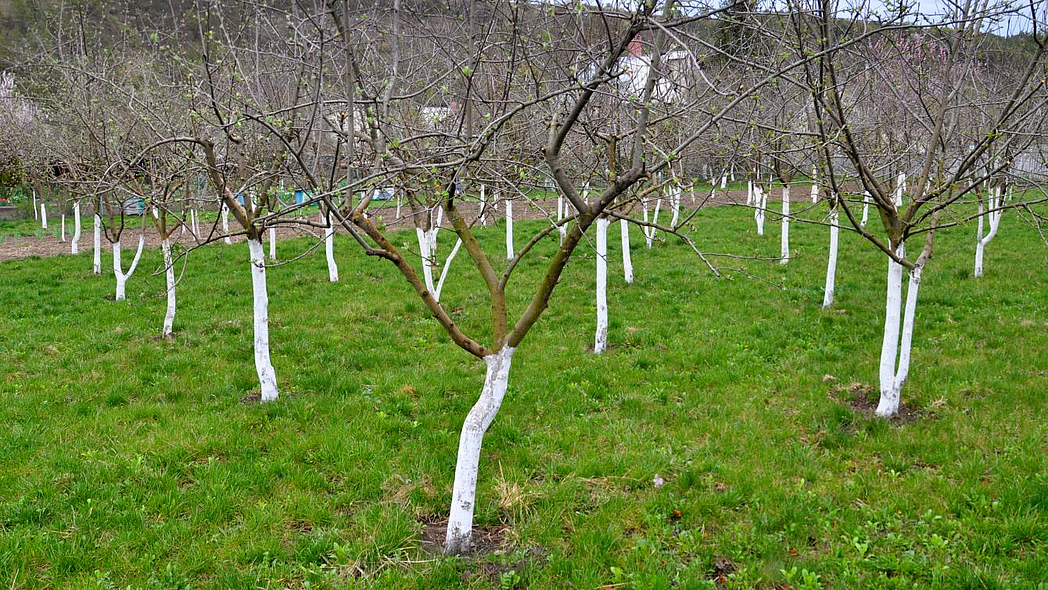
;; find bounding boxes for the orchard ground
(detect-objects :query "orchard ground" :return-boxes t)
[0,200,1046,589]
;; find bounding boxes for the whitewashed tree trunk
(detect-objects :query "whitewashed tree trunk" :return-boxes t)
[669,186,680,228]
[71,202,81,254]
[416,227,436,294]
[248,238,279,402]
[40,203,47,229]
[780,185,790,264]
[895,173,906,208]
[479,185,487,225]
[396,194,402,219]
[505,198,514,259]
[861,192,870,227]
[112,235,145,301]
[822,203,839,308]
[594,218,609,354]
[433,238,463,302]
[222,204,232,244]
[974,187,1002,278]
[162,238,176,338]
[755,187,767,235]
[269,228,277,261]
[620,218,633,284]
[876,243,922,417]
[810,181,819,203]
[556,194,566,244]
[445,346,516,555]
[32,189,38,220]
[325,211,339,282]
[60,215,66,241]
[720,174,727,189]
[642,198,662,248]
[747,179,753,206]
[93,213,102,274]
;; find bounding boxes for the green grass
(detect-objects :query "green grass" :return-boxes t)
[0,204,1046,589]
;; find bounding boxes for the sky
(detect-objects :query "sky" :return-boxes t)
[860,0,1043,34]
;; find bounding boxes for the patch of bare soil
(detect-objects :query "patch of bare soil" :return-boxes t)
[707,556,737,586]
[829,381,933,423]
[419,517,508,557]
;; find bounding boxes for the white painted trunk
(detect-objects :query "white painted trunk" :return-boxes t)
[445,347,516,554]
[325,213,339,282]
[479,185,487,225]
[222,205,231,244]
[670,187,680,228]
[162,239,176,338]
[894,173,906,208]
[861,192,870,227]
[434,238,463,302]
[876,244,922,417]
[974,187,1002,278]
[41,203,47,229]
[822,205,839,308]
[269,228,276,261]
[620,218,633,284]
[71,202,81,254]
[60,215,66,241]
[810,182,818,204]
[505,199,514,259]
[780,185,790,264]
[755,187,767,235]
[556,194,566,244]
[720,174,727,189]
[396,195,402,219]
[112,236,144,301]
[642,198,662,248]
[93,214,102,274]
[193,209,200,237]
[32,189,37,220]
[747,180,753,206]
[416,227,436,294]
[248,239,279,402]
[594,218,609,354]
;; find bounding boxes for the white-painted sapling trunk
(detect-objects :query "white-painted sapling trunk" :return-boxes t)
[32,189,37,220]
[876,243,921,417]
[505,198,514,259]
[974,187,1002,278]
[434,238,463,302]
[41,203,47,229]
[269,228,276,261]
[71,202,81,254]
[60,215,66,241]
[861,192,870,227]
[556,194,566,244]
[162,238,176,338]
[755,186,767,235]
[445,346,516,555]
[222,204,231,244]
[747,179,753,206]
[479,185,487,225]
[642,197,662,248]
[620,219,633,284]
[594,218,609,354]
[669,186,681,228]
[810,182,818,204]
[112,235,145,301]
[325,211,339,282]
[822,203,840,308]
[93,213,102,274]
[780,185,790,264]
[248,239,279,402]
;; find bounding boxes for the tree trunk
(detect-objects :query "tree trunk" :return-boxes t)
[325,211,339,282]
[669,186,680,228]
[248,239,279,402]
[445,346,515,554]
[222,204,232,244]
[41,203,47,229]
[93,213,102,275]
[416,227,436,293]
[112,236,144,301]
[620,218,633,284]
[861,192,870,227]
[594,218,609,354]
[974,187,1001,278]
[72,202,81,254]
[162,238,176,338]
[60,215,66,242]
[780,185,790,264]
[876,244,922,417]
[434,238,463,302]
[755,187,766,235]
[479,185,487,225]
[505,198,514,259]
[269,227,277,261]
[822,204,839,308]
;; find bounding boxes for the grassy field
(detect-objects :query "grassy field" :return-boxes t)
[0,203,1046,589]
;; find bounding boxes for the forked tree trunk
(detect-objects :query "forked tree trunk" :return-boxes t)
[325,211,339,282]
[417,227,436,294]
[222,204,232,244]
[445,346,515,555]
[71,202,81,254]
[620,219,633,284]
[505,198,514,259]
[822,203,839,308]
[594,218,609,354]
[161,238,176,338]
[780,185,790,264]
[112,236,145,301]
[877,244,922,417]
[93,213,102,274]
[974,187,1002,278]
[434,238,463,302]
[248,239,279,402]
[642,197,661,248]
